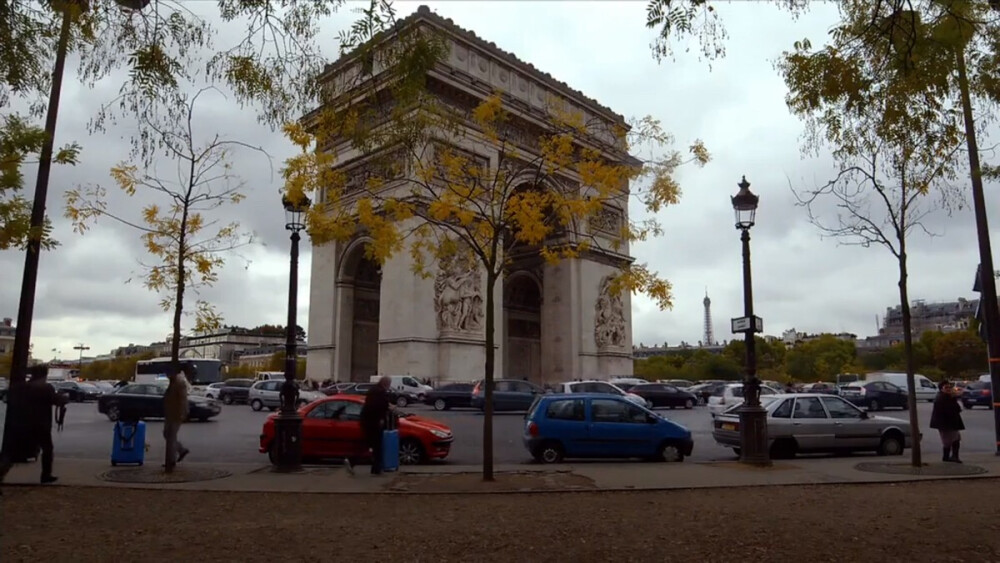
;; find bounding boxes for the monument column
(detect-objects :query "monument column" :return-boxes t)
[541,259,580,383]
[332,281,354,381]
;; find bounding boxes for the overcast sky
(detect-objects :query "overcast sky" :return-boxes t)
[2,1,996,361]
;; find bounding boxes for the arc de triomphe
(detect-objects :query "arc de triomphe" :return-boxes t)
[305,6,636,385]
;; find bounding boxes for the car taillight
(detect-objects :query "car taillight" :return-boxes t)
[983,389,991,396]
[472,382,481,395]
[527,422,539,437]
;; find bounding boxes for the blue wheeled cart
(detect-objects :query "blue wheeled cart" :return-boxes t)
[381,429,400,472]
[111,420,146,466]
[381,411,400,472]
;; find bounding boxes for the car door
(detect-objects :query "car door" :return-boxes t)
[145,384,167,418]
[881,382,907,408]
[661,385,682,407]
[264,381,283,407]
[587,398,657,457]
[512,381,541,410]
[541,398,589,457]
[492,381,515,410]
[820,395,872,450]
[302,402,336,458]
[790,396,832,452]
[917,377,938,401]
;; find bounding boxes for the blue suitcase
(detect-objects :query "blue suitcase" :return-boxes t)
[111,421,146,466]
[381,429,399,472]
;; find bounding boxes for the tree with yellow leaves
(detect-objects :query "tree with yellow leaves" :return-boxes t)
[284,73,708,478]
[64,87,259,375]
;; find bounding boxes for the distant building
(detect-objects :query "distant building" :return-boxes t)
[112,343,156,358]
[881,298,979,340]
[234,345,285,370]
[632,342,726,359]
[0,317,14,356]
[180,326,303,366]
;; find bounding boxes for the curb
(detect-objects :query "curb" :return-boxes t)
[2,471,997,496]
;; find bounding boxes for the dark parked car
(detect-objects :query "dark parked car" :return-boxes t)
[216,378,254,405]
[424,383,475,411]
[629,383,698,409]
[97,382,221,422]
[53,381,103,402]
[320,382,357,396]
[839,381,908,411]
[687,382,725,406]
[334,382,403,405]
[471,379,544,412]
[0,377,8,403]
[962,382,993,410]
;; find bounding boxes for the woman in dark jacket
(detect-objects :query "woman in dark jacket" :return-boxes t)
[929,380,965,463]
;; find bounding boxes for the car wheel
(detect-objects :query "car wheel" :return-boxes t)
[399,439,424,465]
[433,398,447,411]
[222,394,233,405]
[106,404,120,422]
[535,441,564,464]
[963,402,973,410]
[732,448,741,458]
[396,395,409,408]
[868,399,880,412]
[658,441,684,462]
[878,433,905,456]
[684,399,694,409]
[197,417,209,422]
[250,399,264,412]
[268,443,279,465]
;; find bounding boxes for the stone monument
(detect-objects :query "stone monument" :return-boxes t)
[305,6,636,384]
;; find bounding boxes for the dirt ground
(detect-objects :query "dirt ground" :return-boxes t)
[3,479,1000,562]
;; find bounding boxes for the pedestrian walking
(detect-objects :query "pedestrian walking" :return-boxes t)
[930,380,965,463]
[163,364,192,473]
[0,365,68,485]
[360,375,392,475]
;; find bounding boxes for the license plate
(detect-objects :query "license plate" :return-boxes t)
[722,423,736,431]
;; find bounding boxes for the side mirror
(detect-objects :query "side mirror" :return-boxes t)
[646,414,658,424]
[860,411,869,419]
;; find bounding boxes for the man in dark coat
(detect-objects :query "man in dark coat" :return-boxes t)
[0,366,69,485]
[930,380,965,463]
[360,376,392,475]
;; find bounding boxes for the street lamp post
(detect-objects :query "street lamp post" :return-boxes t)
[731,176,770,466]
[73,343,89,376]
[272,194,311,472]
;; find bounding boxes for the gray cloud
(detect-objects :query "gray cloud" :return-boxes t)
[2,0,998,360]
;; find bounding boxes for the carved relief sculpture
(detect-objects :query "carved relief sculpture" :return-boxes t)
[435,253,484,333]
[594,275,627,349]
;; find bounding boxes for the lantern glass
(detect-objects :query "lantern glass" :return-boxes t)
[283,194,311,232]
[731,176,759,230]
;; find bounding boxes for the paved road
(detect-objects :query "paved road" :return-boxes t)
[0,399,996,466]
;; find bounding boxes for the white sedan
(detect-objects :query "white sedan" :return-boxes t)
[707,383,780,417]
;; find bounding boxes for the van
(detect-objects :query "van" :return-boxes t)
[369,375,433,403]
[865,372,938,402]
[255,371,286,382]
[981,374,993,383]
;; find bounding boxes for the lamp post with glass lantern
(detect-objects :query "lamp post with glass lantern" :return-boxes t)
[731,176,770,466]
[272,194,310,471]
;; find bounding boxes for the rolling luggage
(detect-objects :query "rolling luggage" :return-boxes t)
[381,410,399,472]
[111,420,146,466]
[381,429,399,472]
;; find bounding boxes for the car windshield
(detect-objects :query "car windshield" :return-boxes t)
[730,387,744,398]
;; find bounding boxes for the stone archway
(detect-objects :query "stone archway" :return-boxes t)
[340,243,382,382]
[504,274,542,383]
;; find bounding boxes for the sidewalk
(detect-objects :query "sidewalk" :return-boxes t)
[4,453,998,493]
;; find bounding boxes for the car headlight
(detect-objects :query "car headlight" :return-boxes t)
[430,429,451,439]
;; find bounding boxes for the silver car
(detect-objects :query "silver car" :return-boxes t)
[712,393,911,458]
[248,380,325,411]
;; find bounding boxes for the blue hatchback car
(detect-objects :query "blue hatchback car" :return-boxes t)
[523,393,694,463]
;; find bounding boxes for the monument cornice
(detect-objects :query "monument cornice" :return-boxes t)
[318,6,627,126]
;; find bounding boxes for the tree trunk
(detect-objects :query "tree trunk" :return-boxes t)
[482,269,496,481]
[897,248,922,467]
[170,183,194,375]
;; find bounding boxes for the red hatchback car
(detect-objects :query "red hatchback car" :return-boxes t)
[259,395,454,465]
